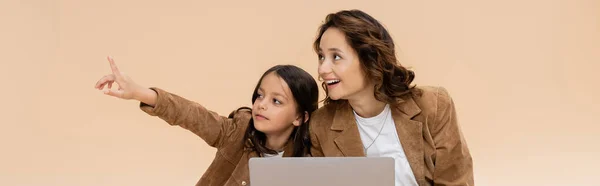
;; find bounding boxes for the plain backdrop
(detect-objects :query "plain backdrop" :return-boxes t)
[1,0,598,185]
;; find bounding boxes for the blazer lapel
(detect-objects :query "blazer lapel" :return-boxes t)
[331,102,366,157]
[392,96,425,185]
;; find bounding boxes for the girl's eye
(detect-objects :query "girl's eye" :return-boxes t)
[273,99,281,105]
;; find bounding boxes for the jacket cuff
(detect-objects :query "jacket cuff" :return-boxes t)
[139,87,168,117]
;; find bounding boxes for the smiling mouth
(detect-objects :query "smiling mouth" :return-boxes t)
[325,79,340,85]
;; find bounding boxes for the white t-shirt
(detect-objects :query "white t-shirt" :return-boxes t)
[262,151,284,158]
[354,104,418,186]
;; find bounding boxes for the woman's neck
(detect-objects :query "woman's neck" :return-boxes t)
[347,87,387,118]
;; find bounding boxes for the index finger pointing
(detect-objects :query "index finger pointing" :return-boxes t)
[107,56,121,75]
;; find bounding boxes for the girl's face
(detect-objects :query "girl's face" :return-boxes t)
[317,27,372,101]
[252,72,303,136]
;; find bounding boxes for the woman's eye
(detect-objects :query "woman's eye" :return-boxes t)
[334,55,341,60]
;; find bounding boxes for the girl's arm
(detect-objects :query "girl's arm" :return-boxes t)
[94,56,249,148]
[139,87,250,148]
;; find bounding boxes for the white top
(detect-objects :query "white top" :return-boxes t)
[354,104,418,186]
[262,151,284,158]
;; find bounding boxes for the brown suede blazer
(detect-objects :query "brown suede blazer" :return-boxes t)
[309,86,474,186]
[139,88,296,186]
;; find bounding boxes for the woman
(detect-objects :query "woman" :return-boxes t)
[308,10,474,186]
[95,57,319,186]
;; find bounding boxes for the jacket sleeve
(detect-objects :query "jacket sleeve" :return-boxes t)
[139,87,250,148]
[431,87,474,186]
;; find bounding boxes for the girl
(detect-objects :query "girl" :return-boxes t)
[308,10,474,186]
[94,57,319,186]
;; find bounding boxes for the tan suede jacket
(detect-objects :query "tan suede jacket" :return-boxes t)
[309,86,474,186]
[139,88,296,186]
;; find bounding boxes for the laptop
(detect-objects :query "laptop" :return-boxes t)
[249,157,394,186]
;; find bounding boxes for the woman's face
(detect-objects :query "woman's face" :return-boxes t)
[317,27,372,101]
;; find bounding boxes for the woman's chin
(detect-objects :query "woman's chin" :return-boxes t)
[327,93,344,100]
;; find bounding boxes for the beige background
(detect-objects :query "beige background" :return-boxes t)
[1,0,598,185]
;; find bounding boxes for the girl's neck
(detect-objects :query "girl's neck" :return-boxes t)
[265,127,294,151]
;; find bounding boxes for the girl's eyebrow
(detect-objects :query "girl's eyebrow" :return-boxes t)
[259,87,290,102]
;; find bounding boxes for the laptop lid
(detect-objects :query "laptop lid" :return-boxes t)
[249,157,394,186]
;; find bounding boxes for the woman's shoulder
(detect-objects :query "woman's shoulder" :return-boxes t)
[308,102,344,134]
[312,101,346,121]
[412,86,452,100]
[409,85,455,114]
